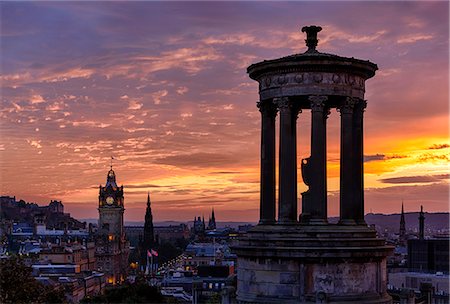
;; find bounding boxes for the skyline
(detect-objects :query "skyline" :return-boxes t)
[1,2,449,222]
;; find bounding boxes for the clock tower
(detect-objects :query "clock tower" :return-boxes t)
[95,165,129,285]
[98,167,124,238]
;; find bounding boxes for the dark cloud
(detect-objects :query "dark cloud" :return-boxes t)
[418,153,449,162]
[364,154,408,162]
[364,154,386,162]
[428,144,450,150]
[379,174,450,184]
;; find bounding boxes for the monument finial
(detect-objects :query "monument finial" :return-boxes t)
[301,25,322,53]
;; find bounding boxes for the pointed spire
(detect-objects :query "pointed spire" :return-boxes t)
[143,192,155,265]
[419,205,425,240]
[399,201,406,245]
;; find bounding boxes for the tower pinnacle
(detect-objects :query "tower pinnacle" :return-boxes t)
[419,205,425,240]
[399,201,406,245]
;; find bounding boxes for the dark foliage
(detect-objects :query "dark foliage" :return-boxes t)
[0,256,66,304]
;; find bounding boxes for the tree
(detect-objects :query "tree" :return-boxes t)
[0,256,66,304]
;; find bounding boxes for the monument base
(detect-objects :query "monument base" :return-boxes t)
[233,224,393,304]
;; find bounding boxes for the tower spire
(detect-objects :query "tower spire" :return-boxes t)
[419,205,425,240]
[399,201,406,245]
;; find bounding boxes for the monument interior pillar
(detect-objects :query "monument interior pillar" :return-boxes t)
[276,97,298,224]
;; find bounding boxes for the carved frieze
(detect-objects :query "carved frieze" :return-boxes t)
[259,72,365,90]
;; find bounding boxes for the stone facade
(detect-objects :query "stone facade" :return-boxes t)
[95,167,130,285]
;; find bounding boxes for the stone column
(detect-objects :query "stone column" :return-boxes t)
[338,97,356,225]
[257,99,277,224]
[308,95,329,223]
[353,99,367,225]
[276,97,299,224]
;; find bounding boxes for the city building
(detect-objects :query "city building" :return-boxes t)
[95,166,130,285]
[154,224,190,242]
[1,196,86,238]
[184,242,236,272]
[32,264,105,302]
[408,206,449,274]
[39,241,96,271]
[192,216,205,235]
[138,192,156,270]
[388,272,449,294]
[207,208,216,230]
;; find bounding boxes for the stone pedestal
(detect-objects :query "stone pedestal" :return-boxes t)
[235,225,393,304]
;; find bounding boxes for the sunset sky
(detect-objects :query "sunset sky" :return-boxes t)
[1,2,448,222]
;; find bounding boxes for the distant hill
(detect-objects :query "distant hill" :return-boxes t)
[81,213,448,231]
[364,212,449,231]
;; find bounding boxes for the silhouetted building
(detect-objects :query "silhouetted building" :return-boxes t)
[419,205,425,240]
[139,192,155,268]
[144,193,155,248]
[207,208,216,230]
[193,216,205,235]
[95,166,130,285]
[48,200,64,213]
[408,206,449,274]
[408,239,449,274]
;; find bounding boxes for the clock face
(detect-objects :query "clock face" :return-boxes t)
[106,196,114,205]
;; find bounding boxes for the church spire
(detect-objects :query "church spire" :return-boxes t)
[399,201,406,245]
[208,207,217,230]
[143,192,154,251]
[419,205,425,240]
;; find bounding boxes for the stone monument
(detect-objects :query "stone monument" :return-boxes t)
[234,26,393,303]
